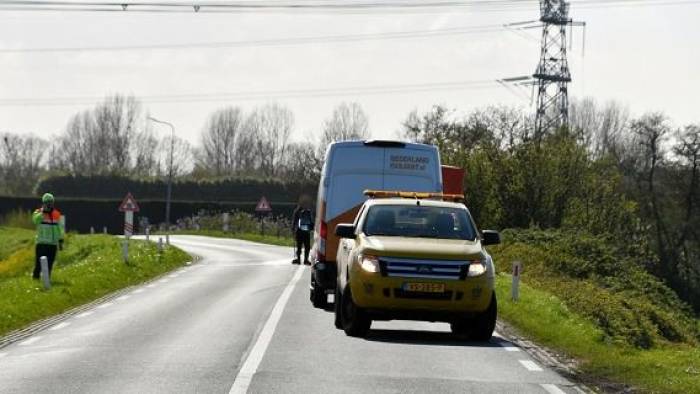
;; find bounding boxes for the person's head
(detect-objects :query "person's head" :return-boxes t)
[42,193,55,210]
[298,194,311,209]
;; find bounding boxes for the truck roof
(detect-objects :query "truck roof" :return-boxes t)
[363,197,466,210]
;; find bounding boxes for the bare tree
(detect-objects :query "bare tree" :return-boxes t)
[54,94,146,175]
[159,135,192,177]
[0,132,48,195]
[319,102,370,155]
[132,126,160,177]
[198,107,244,176]
[247,103,294,177]
[280,142,321,182]
[570,98,630,159]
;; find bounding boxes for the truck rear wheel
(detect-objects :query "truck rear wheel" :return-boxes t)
[310,275,328,309]
[340,285,371,337]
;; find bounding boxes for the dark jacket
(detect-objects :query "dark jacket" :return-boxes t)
[292,206,315,233]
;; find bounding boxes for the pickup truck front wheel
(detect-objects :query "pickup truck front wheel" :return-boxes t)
[450,292,497,341]
[340,285,371,337]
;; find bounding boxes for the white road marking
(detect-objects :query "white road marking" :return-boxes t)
[131,289,144,294]
[502,346,521,352]
[146,284,156,288]
[229,266,305,394]
[49,322,70,331]
[116,295,130,301]
[0,352,7,358]
[19,336,42,346]
[167,274,178,278]
[75,311,93,319]
[158,279,169,284]
[519,360,543,372]
[97,302,113,309]
[541,383,567,394]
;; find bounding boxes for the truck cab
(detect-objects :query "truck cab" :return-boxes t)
[333,191,501,340]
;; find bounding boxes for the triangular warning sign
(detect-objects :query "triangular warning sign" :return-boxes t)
[119,192,140,212]
[255,196,272,213]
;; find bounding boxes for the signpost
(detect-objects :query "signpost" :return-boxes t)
[119,193,140,262]
[255,196,272,235]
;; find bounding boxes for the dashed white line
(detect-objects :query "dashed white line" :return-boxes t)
[229,265,305,394]
[146,284,156,288]
[167,274,178,279]
[541,383,567,394]
[96,302,114,309]
[49,322,70,331]
[0,352,7,358]
[19,336,42,346]
[131,289,144,294]
[502,346,521,352]
[75,311,93,319]
[519,360,543,372]
[157,279,169,284]
[115,295,130,301]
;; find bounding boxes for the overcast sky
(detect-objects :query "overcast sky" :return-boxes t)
[1,1,699,146]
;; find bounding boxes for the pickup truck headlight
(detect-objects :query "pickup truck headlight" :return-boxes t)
[359,254,380,273]
[467,260,487,277]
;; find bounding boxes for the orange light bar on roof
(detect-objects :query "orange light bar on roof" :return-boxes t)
[363,189,465,202]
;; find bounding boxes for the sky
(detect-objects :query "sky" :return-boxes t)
[1,1,699,146]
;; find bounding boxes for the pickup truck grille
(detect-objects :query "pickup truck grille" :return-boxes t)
[379,257,468,280]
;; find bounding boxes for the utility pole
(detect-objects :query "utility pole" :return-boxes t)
[533,0,580,138]
[148,116,175,242]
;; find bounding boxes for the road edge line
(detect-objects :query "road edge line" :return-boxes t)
[229,265,305,394]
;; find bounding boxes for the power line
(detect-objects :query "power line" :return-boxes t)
[0,79,502,106]
[1,0,698,13]
[0,24,507,53]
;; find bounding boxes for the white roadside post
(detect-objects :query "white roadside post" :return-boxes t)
[103,226,107,234]
[145,226,150,241]
[512,261,522,302]
[158,237,164,253]
[223,212,230,232]
[90,226,95,235]
[40,256,51,290]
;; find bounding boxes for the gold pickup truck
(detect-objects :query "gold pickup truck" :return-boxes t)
[333,191,501,340]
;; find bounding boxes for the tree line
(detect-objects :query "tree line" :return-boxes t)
[401,99,699,312]
[0,94,370,195]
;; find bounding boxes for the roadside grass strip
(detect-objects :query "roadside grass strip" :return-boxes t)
[0,232,190,338]
[495,274,700,394]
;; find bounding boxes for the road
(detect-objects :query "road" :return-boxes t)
[0,235,579,394]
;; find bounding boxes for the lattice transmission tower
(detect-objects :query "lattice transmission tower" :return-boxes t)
[533,0,574,136]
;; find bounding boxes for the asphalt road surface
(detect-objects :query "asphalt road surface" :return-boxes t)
[0,235,580,394]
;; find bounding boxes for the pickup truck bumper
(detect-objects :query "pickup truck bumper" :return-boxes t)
[350,271,493,315]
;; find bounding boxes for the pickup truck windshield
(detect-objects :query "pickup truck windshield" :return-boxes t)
[363,205,477,240]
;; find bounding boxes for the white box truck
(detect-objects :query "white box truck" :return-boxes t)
[310,140,443,308]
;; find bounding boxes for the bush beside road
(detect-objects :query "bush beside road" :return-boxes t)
[0,227,190,337]
[491,229,700,394]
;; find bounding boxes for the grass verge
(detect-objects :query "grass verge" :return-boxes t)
[0,230,190,337]
[495,274,700,393]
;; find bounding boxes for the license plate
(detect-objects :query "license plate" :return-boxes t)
[403,282,445,293]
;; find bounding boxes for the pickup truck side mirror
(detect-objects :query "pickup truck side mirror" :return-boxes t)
[481,230,501,246]
[335,223,356,239]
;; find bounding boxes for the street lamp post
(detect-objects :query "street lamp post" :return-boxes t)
[148,116,175,243]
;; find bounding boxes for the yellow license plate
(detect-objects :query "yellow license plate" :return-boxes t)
[403,282,446,293]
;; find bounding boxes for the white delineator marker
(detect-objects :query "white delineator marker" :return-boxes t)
[512,260,522,301]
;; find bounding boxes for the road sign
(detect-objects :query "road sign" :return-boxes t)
[119,192,140,213]
[255,196,272,213]
[119,193,139,240]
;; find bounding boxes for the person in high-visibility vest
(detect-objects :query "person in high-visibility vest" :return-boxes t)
[32,193,64,279]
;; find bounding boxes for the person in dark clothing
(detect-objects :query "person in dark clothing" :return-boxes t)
[292,198,314,265]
